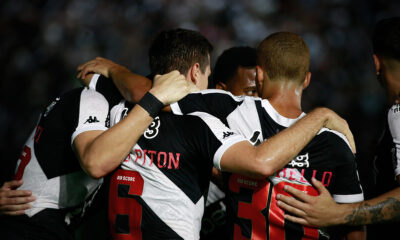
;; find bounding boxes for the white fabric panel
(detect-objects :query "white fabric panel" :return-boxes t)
[187,111,246,170]
[122,145,204,240]
[71,88,109,144]
[388,104,400,177]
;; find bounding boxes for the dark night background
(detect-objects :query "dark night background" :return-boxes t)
[0,0,399,238]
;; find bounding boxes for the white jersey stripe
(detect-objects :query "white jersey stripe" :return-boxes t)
[122,145,203,240]
[333,193,364,203]
[188,111,246,170]
[261,99,306,127]
[170,102,183,115]
[71,88,109,145]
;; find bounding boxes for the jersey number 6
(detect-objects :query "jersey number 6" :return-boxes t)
[109,169,144,240]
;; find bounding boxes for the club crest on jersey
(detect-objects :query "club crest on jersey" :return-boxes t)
[144,117,160,139]
[43,97,60,117]
[288,153,309,168]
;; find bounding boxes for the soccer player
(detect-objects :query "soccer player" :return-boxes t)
[167,32,365,240]
[202,46,258,239]
[0,71,192,239]
[76,29,355,239]
[274,17,400,228]
[212,46,258,97]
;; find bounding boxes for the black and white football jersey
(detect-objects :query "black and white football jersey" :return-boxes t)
[388,104,400,178]
[90,76,246,240]
[14,86,107,217]
[171,89,364,240]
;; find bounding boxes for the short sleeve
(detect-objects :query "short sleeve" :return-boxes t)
[171,89,246,121]
[327,133,364,203]
[71,88,109,144]
[189,111,246,170]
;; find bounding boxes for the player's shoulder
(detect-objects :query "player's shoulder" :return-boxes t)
[41,87,85,117]
[388,103,400,115]
[80,87,108,103]
[317,128,353,156]
[388,103,400,123]
[57,86,106,102]
[204,89,261,98]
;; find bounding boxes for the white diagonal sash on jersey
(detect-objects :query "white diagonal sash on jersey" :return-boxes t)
[226,97,264,144]
[122,145,203,240]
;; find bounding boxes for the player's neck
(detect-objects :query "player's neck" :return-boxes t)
[383,70,400,104]
[263,83,303,118]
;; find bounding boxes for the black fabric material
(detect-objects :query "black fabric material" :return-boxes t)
[138,92,164,118]
[0,209,73,240]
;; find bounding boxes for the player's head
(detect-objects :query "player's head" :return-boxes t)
[212,46,258,96]
[256,32,311,98]
[149,28,213,90]
[372,17,400,103]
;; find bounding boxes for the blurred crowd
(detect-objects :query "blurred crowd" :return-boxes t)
[1,0,400,196]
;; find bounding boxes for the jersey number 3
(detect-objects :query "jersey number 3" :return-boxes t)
[109,169,144,240]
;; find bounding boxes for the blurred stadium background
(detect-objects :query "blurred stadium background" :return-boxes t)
[1,0,399,206]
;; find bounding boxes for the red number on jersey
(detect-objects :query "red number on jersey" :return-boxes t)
[228,174,320,240]
[229,174,270,240]
[109,169,144,240]
[13,145,31,180]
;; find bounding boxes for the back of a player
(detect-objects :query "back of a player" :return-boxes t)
[0,87,106,240]
[90,76,246,239]
[171,90,364,240]
[224,130,362,240]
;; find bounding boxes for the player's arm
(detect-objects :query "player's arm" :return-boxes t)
[74,71,195,179]
[0,180,35,215]
[276,178,400,226]
[220,107,356,178]
[388,104,400,185]
[77,57,152,103]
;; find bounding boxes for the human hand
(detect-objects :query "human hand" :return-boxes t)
[316,108,356,154]
[77,57,128,84]
[149,70,199,105]
[276,178,343,227]
[0,180,35,216]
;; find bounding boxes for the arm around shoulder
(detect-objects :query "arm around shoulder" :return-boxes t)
[220,107,355,178]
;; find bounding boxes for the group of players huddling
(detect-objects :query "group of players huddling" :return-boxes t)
[1,17,400,240]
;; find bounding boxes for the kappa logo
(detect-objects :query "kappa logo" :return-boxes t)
[84,116,100,124]
[222,131,234,139]
[288,153,310,168]
[144,117,160,139]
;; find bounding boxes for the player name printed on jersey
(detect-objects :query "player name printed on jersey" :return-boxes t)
[124,149,180,170]
[88,78,247,239]
[171,90,363,239]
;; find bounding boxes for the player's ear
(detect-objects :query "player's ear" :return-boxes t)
[189,63,200,85]
[256,66,264,83]
[256,66,265,86]
[255,66,265,95]
[302,72,311,90]
[373,54,381,75]
[216,82,227,90]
